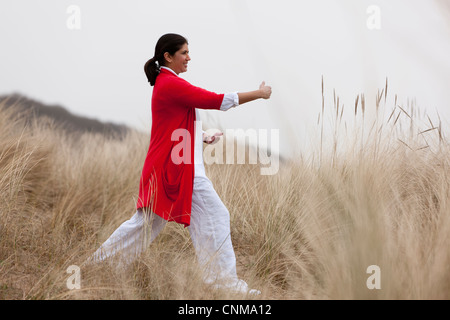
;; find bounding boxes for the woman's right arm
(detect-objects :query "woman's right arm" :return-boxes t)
[168,77,272,110]
[237,81,272,105]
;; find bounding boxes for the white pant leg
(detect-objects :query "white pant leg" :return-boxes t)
[188,176,239,285]
[88,208,167,266]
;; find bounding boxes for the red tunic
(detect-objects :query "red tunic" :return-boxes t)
[136,68,224,227]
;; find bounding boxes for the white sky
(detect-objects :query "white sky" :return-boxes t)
[1,0,449,159]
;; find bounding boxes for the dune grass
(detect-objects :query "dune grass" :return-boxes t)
[1,81,450,300]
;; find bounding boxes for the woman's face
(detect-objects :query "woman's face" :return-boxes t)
[165,43,190,74]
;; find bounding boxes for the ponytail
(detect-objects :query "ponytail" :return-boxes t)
[144,33,188,87]
[144,57,161,86]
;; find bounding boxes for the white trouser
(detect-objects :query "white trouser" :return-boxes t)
[88,176,241,287]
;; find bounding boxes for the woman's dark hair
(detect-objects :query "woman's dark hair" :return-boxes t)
[144,33,188,86]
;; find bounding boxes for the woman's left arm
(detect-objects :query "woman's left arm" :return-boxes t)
[203,131,223,144]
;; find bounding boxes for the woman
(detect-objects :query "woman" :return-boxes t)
[89,33,272,295]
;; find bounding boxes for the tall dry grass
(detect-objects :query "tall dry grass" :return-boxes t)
[1,81,450,300]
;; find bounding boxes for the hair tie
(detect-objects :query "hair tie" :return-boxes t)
[155,60,161,74]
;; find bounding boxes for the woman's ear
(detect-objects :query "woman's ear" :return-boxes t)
[163,52,172,64]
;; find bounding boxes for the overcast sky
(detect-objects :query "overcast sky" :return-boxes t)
[1,0,449,159]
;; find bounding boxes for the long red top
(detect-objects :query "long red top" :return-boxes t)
[136,68,224,227]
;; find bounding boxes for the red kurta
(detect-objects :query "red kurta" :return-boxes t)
[136,68,224,227]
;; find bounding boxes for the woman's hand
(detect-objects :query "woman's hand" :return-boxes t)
[259,81,272,99]
[237,81,272,105]
[203,132,223,144]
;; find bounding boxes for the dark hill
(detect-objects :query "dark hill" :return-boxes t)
[0,93,130,139]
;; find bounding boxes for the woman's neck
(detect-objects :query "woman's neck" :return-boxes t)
[160,66,178,76]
